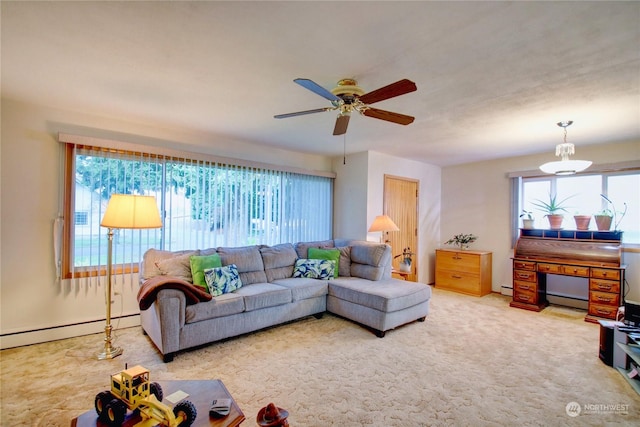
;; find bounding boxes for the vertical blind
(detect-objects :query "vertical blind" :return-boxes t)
[64,143,333,284]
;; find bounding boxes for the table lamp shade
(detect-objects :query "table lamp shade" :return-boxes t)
[101,194,162,229]
[368,215,399,233]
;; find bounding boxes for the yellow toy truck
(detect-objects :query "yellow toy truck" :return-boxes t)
[94,365,197,427]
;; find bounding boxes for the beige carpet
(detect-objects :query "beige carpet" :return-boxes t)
[1,288,639,426]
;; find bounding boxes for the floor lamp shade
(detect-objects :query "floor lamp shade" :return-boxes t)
[98,194,162,360]
[101,194,162,229]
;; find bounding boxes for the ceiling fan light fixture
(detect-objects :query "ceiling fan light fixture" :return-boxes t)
[539,121,592,175]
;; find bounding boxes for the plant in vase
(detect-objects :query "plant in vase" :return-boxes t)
[595,194,627,231]
[594,209,613,231]
[531,193,574,230]
[394,247,415,272]
[519,210,535,229]
[444,233,477,250]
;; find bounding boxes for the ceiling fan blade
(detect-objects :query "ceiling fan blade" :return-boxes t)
[294,78,341,102]
[358,79,417,105]
[333,114,350,135]
[362,107,415,125]
[274,107,334,119]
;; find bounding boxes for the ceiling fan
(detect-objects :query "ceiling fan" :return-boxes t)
[274,78,417,135]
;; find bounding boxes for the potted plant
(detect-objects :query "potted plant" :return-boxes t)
[595,194,627,231]
[444,233,477,250]
[394,247,415,272]
[573,212,592,230]
[594,209,613,231]
[531,193,574,230]
[519,210,535,229]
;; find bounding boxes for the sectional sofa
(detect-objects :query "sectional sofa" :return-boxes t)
[138,239,432,362]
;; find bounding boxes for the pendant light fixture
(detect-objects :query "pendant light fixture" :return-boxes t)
[539,121,592,175]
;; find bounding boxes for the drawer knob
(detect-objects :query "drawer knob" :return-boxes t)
[451,275,462,279]
[520,285,530,290]
[598,284,612,290]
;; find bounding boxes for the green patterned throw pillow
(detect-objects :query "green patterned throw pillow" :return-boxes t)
[204,264,243,296]
[308,247,341,278]
[292,258,335,280]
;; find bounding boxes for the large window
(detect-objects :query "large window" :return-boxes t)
[517,170,639,244]
[63,143,333,280]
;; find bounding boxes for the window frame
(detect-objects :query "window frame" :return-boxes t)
[513,165,640,248]
[61,138,335,280]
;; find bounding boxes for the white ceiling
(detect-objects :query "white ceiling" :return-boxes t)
[2,1,639,166]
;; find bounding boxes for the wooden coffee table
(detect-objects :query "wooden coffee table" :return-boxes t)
[70,379,245,427]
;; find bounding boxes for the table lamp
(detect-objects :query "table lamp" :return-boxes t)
[368,215,399,243]
[98,194,162,360]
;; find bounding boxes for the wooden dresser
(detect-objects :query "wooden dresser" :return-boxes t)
[435,248,492,297]
[511,229,625,322]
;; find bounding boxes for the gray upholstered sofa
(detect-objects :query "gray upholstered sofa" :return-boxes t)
[138,239,432,362]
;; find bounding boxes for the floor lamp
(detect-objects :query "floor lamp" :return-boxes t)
[98,194,162,360]
[368,214,399,244]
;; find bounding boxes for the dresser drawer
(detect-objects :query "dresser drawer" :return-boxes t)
[589,279,621,294]
[436,251,480,272]
[591,268,621,281]
[513,269,536,282]
[514,280,537,293]
[562,265,590,277]
[588,303,617,319]
[590,291,620,306]
[435,270,481,294]
[513,288,538,305]
[537,263,562,273]
[513,260,536,271]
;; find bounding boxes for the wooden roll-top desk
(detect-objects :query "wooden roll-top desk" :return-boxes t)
[510,229,625,323]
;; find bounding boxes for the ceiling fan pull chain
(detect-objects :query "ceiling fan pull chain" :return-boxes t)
[343,134,346,165]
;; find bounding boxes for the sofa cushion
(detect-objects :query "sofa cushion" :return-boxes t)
[185,292,245,323]
[271,277,329,301]
[204,264,243,296]
[217,245,268,285]
[350,244,390,281]
[308,247,341,278]
[260,243,297,282]
[336,246,351,277]
[328,278,431,313]
[190,253,222,291]
[155,253,195,283]
[350,244,387,266]
[293,258,335,280]
[294,240,335,259]
[141,248,198,280]
[234,283,292,311]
